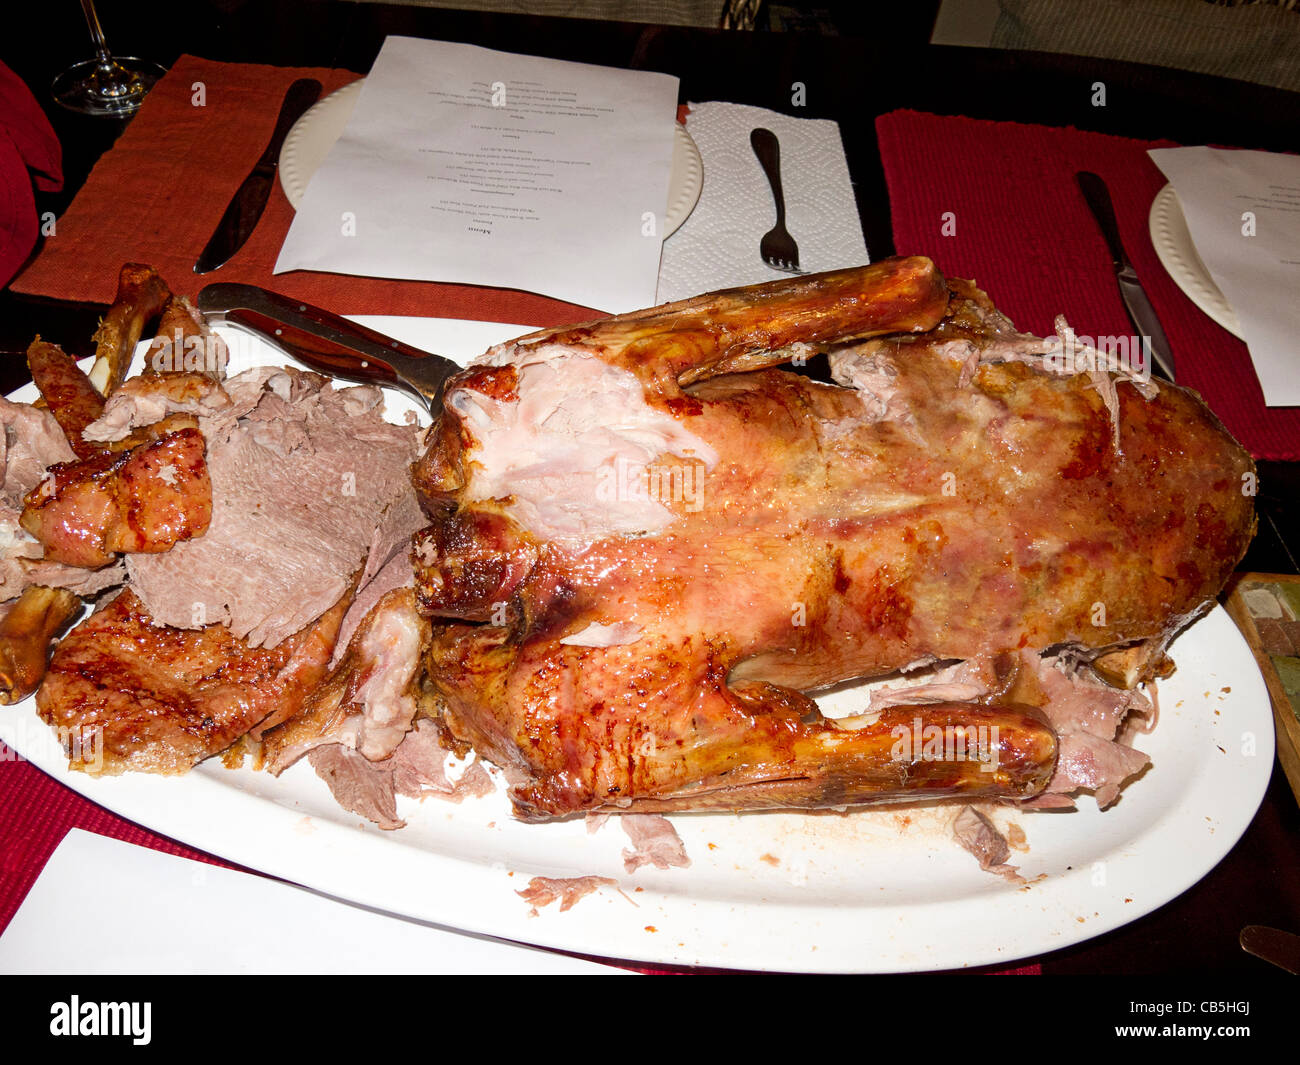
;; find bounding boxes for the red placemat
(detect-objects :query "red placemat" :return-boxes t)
[876,109,1300,461]
[0,61,62,288]
[0,745,241,922]
[9,54,599,327]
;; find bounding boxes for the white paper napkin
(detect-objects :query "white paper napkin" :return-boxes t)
[0,830,629,975]
[657,101,869,304]
[1149,145,1300,407]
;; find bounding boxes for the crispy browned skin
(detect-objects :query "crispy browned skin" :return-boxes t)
[0,586,80,705]
[37,588,350,774]
[3,264,199,707]
[90,263,171,395]
[415,258,1254,821]
[20,418,211,568]
[26,340,105,460]
[22,276,210,567]
[415,257,949,505]
[528,255,952,386]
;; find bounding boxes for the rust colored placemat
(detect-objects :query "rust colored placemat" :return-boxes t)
[10,54,599,327]
[876,109,1300,461]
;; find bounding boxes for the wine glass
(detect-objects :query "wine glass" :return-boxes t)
[51,0,166,116]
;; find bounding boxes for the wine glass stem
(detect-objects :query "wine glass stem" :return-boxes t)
[80,0,114,65]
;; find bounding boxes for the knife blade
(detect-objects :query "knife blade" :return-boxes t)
[1240,924,1300,974]
[194,79,322,274]
[1075,171,1176,382]
[196,282,463,415]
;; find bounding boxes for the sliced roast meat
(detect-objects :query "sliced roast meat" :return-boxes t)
[125,368,420,648]
[1048,733,1151,809]
[15,558,125,600]
[307,745,405,830]
[0,395,77,504]
[331,489,427,666]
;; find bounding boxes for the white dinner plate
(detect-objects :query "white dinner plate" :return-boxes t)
[278,79,704,237]
[0,319,1274,972]
[1149,183,1243,339]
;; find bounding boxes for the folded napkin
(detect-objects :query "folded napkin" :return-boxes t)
[0,62,62,288]
[11,55,600,327]
[658,101,868,303]
[0,830,624,974]
[876,109,1299,461]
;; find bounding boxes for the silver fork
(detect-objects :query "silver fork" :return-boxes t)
[750,127,802,273]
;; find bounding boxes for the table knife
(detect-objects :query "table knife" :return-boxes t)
[1240,924,1300,974]
[196,282,462,414]
[193,79,322,274]
[1075,170,1176,382]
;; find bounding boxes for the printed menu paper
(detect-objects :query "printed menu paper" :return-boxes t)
[276,36,679,313]
[1149,146,1300,407]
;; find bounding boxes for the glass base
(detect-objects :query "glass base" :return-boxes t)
[52,56,166,116]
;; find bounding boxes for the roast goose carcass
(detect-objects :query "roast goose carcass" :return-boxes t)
[412,256,1255,823]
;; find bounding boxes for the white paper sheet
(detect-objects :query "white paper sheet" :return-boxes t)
[275,36,678,313]
[1149,146,1300,406]
[0,830,628,974]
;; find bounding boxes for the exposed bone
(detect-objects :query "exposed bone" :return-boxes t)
[86,263,171,395]
[0,585,80,704]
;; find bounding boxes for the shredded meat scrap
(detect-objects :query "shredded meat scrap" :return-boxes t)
[297,722,495,831]
[952,806,1024,884]
[517,876,619,914]
[621,814,691,874]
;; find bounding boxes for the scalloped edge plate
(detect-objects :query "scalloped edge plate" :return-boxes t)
[1149,183,1243,339]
